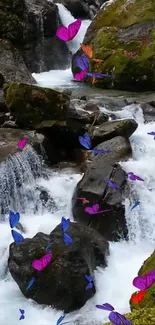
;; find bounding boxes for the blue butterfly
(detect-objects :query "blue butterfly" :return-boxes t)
[56,315,66,325]
[19,309,25,320]
[85,274,93,290]
[61,217,70,233]
[11,230,24,244]
[148,132,155,140]
[63,233,73,246]
[9,210,20,229]
[131,201,140,210]
[79,133,113,154]
[26,277,35,291]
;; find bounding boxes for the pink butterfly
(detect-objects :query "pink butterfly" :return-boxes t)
[74,70,87,81]
[77,197,90,204]
[56,19,82,42]
[32,253,52,271]
[85,203,112,215]
[17,136,27,149]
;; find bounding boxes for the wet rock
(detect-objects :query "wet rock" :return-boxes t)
[72,0,155,91]
[0,128,44,163]
[72,136,132,241]
[141,103,155,122]
[0,71,5,87]
[0,39,35,84]
[3,82,70,129]
[87,119,138,145]
[8,222,109,312]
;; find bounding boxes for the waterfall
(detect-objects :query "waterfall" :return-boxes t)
[35,12,45,72]
[0,145,45,218]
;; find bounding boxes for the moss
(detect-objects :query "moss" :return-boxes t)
[3,82,70,129]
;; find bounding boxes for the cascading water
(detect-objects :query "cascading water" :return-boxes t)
[35,12,45,72]
[33,4,91,88]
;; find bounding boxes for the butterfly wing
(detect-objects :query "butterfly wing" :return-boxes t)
[79,132,91,149]
[11,230,24,244]
[109,312,122,325]
[96,303,114,311]
[92,204,99,213]
[56,315,66,325]
[87,72,111,78]
[80,44,93,58]
[75,54,89,71]
[19,315,25,320]
[19,309,25,314]
[61,217,70,232]
[68,19,81,41]
[93,59,104,63]
[32,253,52,271]
[85,274,93,282]
[26,277,35,291]
[63,233,73,246]
[46,242,52,251]
[116,313,133,325]
[85,207,94,214]
[74,70,87,81]
[56,26,69,41]
[145,271,155,289]
[9,210,20,228]
[133,275,147,290]
[85,282,93,290]
[131,290,146,303]
[147,132,155,135]
[136,175,144,181]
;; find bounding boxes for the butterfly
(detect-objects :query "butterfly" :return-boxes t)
[127,172,144,182]
[32,253,52,271]
[133,270,155,291]
[9,210,20,228]
[56,315,72,325]
[46,242,52,252]
[74,70,87,81]
[75,54,89,71]
[148,131,155,139]
[79,132,113,154]
[96,303,133,325]
[85,203,112,215]
[87,72,113,79]
[77,197,90,204]
[131,201,140,210]
[63,233,73,246]
[56,19,81,42]
[61,217,70,233]
[26,277,36,291]
[17,136,27,149]
[80,44,104,62]
[19,309,25,320]
[11,229,24,244]
[85,274,93,290]
[131,290,146,304]
[104,179,121,189]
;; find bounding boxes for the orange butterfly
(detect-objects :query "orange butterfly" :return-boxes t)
[131,290,146,304]
[92,77,98,84]
[80,44,104,62]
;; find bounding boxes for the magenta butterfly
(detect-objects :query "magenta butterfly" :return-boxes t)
[127,172,144,182]
[32,253,52,271]
[74,70,87,81]
[56,19,82,42]
[85,203,112,215]
[96,303,133,325]
[17,136,27,149]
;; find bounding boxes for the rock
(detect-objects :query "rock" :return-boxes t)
[0,0,70,73]
[0,128,44,163]
[87,119,138,146]
[0,71,5,87]
[72,0,155,91]
[72,136,132,241]
[140,103,155,122]
[3,82,70,129]
[8,222,109,312]
[0,39,35,84]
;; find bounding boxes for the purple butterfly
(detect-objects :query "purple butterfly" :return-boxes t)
[104,179,121,189]
[19,309,25,320]
[133,269,155,290]
[79,132,113,154]
[87,72,114,79]
[148,132,155,139]
[61,217,70,233]
[127,172,144,182]
[85,274,93,290]
[96,303,133,325]
[26,277,35,291]
[85,203,112,215]
[75,54,89,71]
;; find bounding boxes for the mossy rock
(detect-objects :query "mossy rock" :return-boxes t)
[3,82,70,129]
[72,0,155,91]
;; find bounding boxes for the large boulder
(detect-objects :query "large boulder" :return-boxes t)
[72,0,155,91]
[3,82,70,129]
[72,136,132,241]
[0,39,35,84]
[8,222,109,313]
[0,0,70,74]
